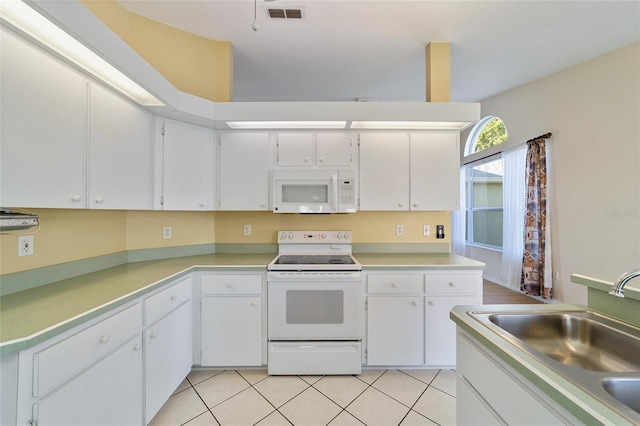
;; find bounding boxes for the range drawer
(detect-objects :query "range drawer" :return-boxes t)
[367,274,423,294]
[201,274,262,295]
[145,276,192,325]
[33,303,142,397]
[425,272,481,295]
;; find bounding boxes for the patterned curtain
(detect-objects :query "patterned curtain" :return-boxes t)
[521,136,552,299]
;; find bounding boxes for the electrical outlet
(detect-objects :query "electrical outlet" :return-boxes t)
[423,225,431,236]
[163,226,172,239]
[243,224,252,236]
[396,224,404,236]
[18,235,34,256]
[436,225,445,239]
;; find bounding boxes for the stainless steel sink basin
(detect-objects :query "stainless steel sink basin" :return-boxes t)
[602,378,640,414]
[486,311,640,372]
[468,309,640,423]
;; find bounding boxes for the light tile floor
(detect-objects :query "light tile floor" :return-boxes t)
[149,369,456,426]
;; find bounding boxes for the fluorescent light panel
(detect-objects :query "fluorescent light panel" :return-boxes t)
[350,121,471,130]
[1,1,164,106]
[227,121,347,129]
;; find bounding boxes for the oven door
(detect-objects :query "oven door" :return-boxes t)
[268,279,362,340]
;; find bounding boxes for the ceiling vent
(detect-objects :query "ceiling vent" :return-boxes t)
[267,8,304,20]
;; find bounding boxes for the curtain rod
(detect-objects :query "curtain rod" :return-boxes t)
[527,132,552,143]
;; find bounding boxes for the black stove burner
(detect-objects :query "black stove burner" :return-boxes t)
[275,255,355,266]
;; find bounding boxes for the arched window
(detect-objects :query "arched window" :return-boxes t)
[463,116,508,249]
[464,116,508,156]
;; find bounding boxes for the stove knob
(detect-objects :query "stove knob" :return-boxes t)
[321,234,326,239]
[337,234,342,239]
[288,233,294,239]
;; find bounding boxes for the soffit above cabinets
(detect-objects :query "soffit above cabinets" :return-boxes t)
[16,0,480,131]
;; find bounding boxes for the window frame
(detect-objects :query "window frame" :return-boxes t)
[465,154,504,250]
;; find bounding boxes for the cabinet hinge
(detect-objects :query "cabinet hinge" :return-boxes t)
[365,300,368,310]
[357,135,360,146]
[161,123,165,136]
[160,196,164,206]
[364,349,368,361]
[28,420,37,426]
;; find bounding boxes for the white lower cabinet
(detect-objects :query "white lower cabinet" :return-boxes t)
[144,301,193,423]
[32,336,143,426]
[456,331,576,425]
[365,270,482,367]
[199,274,264,367]
[367,296,424,366]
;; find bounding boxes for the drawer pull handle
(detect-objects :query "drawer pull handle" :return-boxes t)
[99,335,110,344]
[170,294,177,301]
[150,332,158,339]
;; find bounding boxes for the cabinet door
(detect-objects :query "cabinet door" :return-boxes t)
[32,336,143,426]
[425,295,479,367]
[316,132,354,166]
[457,376,503,426]
[276,132,314,166]
[410,132,460,210]
[145,301,193,424]
[162,121,214,210]
[0,27,87,208]
[359,133,410,210]
[89,84,153,210]
[367,296,423,366]
[201,296,262,366]
[219,132,270,210]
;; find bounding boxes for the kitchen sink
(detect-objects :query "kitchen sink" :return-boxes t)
[468,309,640,423]
[486,311,640,372]
[602,378,640,414]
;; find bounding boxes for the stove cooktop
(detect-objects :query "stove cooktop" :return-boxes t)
[274,255,356,265]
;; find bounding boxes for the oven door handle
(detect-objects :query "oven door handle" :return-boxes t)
[332,173,338,212]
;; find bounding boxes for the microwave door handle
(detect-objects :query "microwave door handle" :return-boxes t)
[332,174,338,211]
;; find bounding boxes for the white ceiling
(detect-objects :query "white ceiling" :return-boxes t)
[118,0,640,103]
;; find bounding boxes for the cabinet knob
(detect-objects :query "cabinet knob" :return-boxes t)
[251,301,258,307]
[413,203,418,208]
[411,300,418,307]
[304,157,310,162]
[94,197,104,204]
[170,294,177,301]
[150,332,158,339]
[449,282,455,287]
[199,202,205,208]
[391,282,398,288]
[71,195,82,202]
[133,343,141,351]
[260,203,266,208]
[398,203,403,208]
[428,300,434,306]
[99,335,110,344]
[226,283,233,288]
[319,157,325,163]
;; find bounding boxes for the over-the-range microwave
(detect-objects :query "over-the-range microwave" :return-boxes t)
[272,169,356,213]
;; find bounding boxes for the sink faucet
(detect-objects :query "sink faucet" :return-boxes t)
[609,268,640,298]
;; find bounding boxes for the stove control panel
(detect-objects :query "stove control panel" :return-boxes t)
[278,230,351,243]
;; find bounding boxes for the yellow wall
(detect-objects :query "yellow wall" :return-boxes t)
[215,211,451,245]
[80,0,233,102]
[126,210,215,250]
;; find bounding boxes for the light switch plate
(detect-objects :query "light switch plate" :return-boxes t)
[18,235,34,256]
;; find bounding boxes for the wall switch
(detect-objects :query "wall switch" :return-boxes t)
[554,271,560,280]
[163,226,172,239]
[436,225,445,239]
[18,235,34,256]
[423,225,431,236]
[243,224,252,236]
[396,224,404,236]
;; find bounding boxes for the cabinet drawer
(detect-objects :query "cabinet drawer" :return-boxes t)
[367,274,423,293]
[145,276,192,325]
[34,303,142,397]
[425,272,481,294]
[201,274,262,295]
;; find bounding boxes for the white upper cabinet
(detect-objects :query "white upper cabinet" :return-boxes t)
[218,132,270,210]
[88,84,153,210]
[410,132,460,210]
[359,131,460,211]
[0,27,87,208]
[160,120,215,210]
[359,133,411,210]
[276,132,354,167]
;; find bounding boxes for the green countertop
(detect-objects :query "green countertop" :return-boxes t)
[1,252,484,354]
[450,304,638,425]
